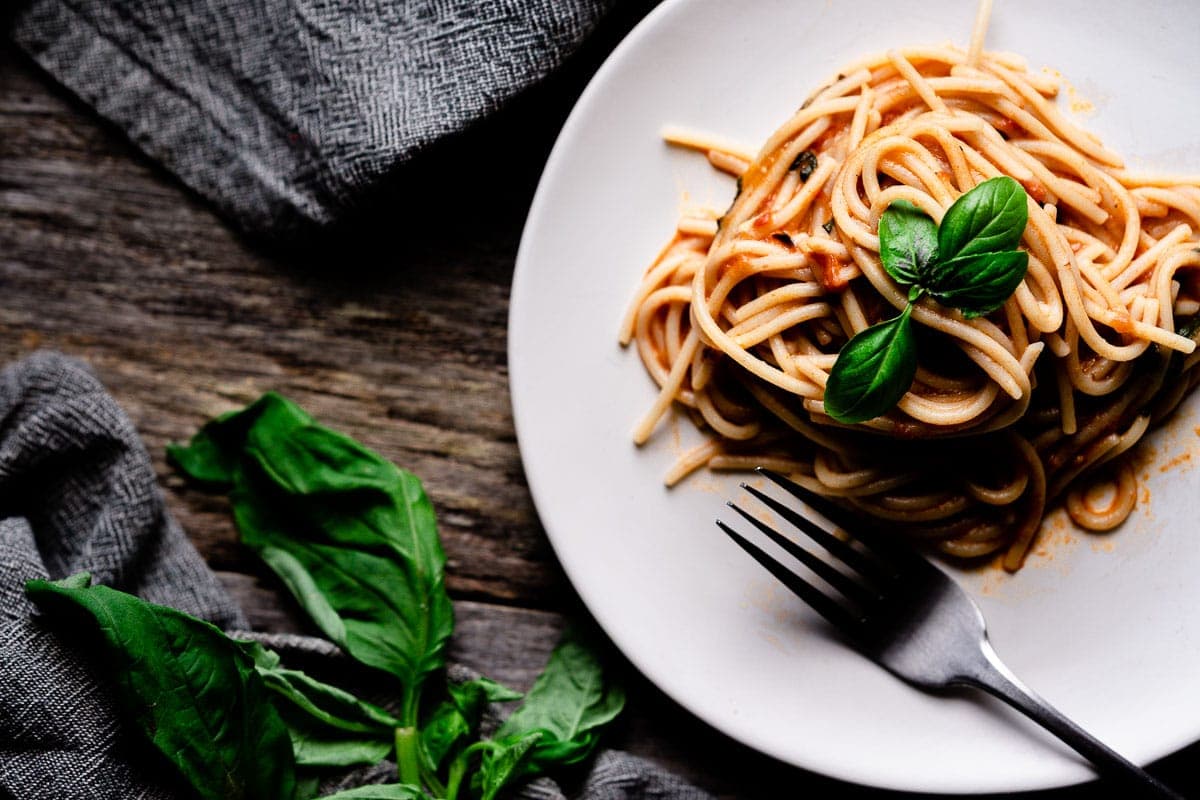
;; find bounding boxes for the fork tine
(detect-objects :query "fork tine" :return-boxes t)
[716,519,859,632]
[741,482,892,583]
[726,500,877,607]
[757,468,867,533]
[757,468,908,569]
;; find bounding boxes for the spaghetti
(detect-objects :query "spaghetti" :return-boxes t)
[619,7,1200,570]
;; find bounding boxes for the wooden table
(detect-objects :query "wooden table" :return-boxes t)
[1,18,1194,799]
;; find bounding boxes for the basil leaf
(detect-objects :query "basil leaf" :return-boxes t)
[421,677,522,771]
[477,732,543,800]
[170,394,455,707]
[448,676,523,718]
[166,402,268,486]
[421,701,472,772]
[937,176,1028,262]
[318,785,431,799]
[926,250,1029,318]
[493,628,625,776]
[239,641,400,768]
[823,304,917,424]
[25,574,296,800]
[1177,316,1200,340]
[789,150,818,181]
[878,200,938,286]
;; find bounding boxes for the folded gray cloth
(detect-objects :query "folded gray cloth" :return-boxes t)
[0,352,711,800]
[7,0,616,239]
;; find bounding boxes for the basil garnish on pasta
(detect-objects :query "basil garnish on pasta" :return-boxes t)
[825,177,1029,424]
[626,32,1200,570]
[823,305,917,424]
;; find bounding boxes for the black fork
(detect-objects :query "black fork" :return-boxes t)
[718,467,1183,799]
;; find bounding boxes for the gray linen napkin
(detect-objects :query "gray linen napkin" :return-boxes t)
[0,351,712,800]
[7,0,616,239]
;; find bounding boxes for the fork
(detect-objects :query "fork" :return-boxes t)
[717,467,1184,799]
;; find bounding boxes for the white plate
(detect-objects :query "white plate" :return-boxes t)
[508,0,1200,792]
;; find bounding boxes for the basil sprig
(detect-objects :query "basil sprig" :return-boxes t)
[27,394,624,800]
[167,393,456,730]
[824,177,1029,424]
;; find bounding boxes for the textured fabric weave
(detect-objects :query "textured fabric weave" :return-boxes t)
[0,352,712,800]
[7,0,616,238]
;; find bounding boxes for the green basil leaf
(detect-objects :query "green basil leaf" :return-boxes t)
[823,304,917,424]
[317,784,430,799]
[276,711,395,769]
[477,732,543,800]
[926,250,1029,318]
[493,628,625,776]
[448,676,523,719]
[420,700,472,772]
[239,641,400,768]
[937,176,1028,262]
[420,677,522,772]
[878,200,938,286]
[167,403,270,486]
[25,574,296,800]
[171,394,455,704]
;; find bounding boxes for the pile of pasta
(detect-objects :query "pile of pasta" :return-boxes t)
[620,40,1200,569]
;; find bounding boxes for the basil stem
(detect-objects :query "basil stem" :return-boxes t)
[395,727,423,786]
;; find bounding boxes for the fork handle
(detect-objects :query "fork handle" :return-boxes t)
[958,639,1183,799]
